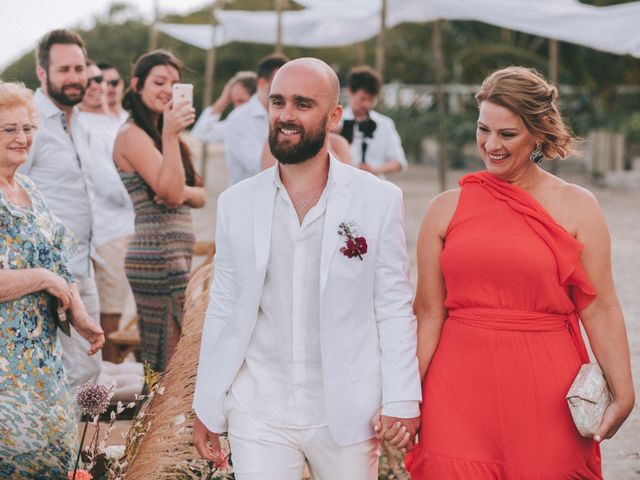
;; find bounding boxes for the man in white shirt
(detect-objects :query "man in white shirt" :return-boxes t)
[191,71,256,145]
[78,61,135,362]
[340,65,407,177]
[193,57,421,479]
[19,29,102,391]
[97,62,128,125]
[222,53,288,186]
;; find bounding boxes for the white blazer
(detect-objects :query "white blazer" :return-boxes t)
[193,155,421,446]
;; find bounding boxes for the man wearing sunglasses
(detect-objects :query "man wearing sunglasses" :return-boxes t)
[78,61,134,363]
[97,62,127,125]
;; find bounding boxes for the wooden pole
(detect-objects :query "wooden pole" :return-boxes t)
[200,1,222,184]
[149,0,160,50]
[375,0,387,79]
[433,20,447,192]
[355,42,366,65]
[275,0,284,53]
[548,39,559,174]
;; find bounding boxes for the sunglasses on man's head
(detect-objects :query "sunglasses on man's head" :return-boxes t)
[88,75,104,86]
[106,79,121,87]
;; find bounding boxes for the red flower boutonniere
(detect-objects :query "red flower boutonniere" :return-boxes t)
[338,221,367,260]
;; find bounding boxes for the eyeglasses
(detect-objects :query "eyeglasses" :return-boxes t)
[0,125,37,139]
[106,79,122,87]
[88,75,104,86]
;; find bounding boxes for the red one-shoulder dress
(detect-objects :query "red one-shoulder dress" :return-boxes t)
[406,172,602,479]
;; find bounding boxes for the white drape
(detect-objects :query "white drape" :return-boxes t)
[156,0,640,57]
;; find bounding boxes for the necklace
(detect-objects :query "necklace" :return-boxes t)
[293,178,327,220]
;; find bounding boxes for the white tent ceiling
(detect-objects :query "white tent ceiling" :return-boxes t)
[157,0,640,58]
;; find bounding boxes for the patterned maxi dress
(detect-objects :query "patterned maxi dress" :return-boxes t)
[406,171,602,479]
[120,171,194,372]
[0,174,77,479]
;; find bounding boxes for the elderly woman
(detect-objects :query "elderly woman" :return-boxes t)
[404,67,634,478]
[0,81,104,478]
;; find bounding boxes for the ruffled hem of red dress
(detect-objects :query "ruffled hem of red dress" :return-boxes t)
[405,450,603,480]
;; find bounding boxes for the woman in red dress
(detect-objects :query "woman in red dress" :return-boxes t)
[405,67,634,479]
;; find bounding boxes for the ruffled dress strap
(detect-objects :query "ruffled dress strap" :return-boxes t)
[459,171,597,362]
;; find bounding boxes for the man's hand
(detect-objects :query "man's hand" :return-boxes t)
[372,411,420,452]
[193,415,227,466]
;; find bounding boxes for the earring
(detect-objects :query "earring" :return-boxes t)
[530,144,544,164]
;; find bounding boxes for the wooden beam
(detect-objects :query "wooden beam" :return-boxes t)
[200,1,223,184]
[375,0,387,79]
[433,20,447,192]
[148,0,160,50]
[275,0,285,53]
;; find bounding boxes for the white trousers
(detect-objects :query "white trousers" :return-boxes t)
[59,274,102,395]
[228,410,380,480]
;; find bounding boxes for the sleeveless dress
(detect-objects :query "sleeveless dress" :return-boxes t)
[120,171,194,372]
[0,174,77,478]
[406,172,602,479]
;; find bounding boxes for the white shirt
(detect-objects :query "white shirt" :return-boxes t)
[20,89,95,278]
[226,166,330,428]
[341,106,407,174]
[77,112,134,247]
[116,110,128,126]
[223,94,268,186]
[191,107,226,145]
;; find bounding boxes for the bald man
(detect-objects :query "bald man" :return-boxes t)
[193,58,421,479]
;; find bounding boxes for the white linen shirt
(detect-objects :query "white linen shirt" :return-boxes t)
[223,94,268,186]
[341,106,408,174]
[20,89,95,278]
[225,166,330,428]
[191,107,226,145]
[77,112,134,247]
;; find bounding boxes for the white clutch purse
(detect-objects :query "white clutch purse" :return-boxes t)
[566,363,612,437]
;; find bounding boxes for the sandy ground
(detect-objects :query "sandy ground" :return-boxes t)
[186,147,640,479]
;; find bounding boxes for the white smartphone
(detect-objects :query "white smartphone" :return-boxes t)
[172,83,193,108]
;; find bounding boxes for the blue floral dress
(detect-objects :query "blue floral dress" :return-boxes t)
[0,174,78,479]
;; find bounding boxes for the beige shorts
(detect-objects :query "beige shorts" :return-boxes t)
[94,236,133,314]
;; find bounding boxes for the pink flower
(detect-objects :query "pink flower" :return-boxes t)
[68,470,92,480]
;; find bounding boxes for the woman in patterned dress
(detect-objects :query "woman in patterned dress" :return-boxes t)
[0,82,104,478]
[113,51,206,372]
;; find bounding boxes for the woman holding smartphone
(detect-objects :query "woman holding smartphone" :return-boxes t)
[113,50,206,372]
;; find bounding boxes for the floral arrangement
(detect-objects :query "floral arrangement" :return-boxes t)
[107,364,162,479]
[338,221,368,260]
[70,381,136,480]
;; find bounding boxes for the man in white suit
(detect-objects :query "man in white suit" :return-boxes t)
[193,57,421,479]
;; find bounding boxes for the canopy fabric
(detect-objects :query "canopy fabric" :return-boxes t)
[157,0,640,58]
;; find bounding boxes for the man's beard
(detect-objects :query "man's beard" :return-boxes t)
[268,116,327,165]
[47,75,85,107]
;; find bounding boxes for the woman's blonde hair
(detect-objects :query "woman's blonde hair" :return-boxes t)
[0,81,36,123]
[475,66,575,160]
